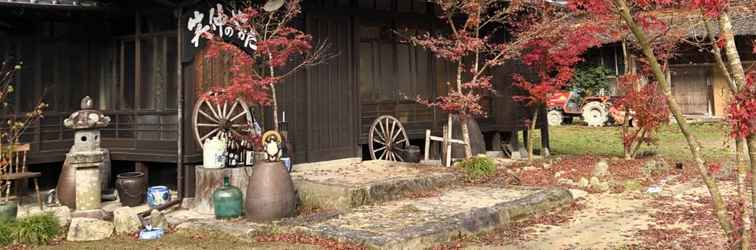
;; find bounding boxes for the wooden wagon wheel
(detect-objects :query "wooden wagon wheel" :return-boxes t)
[369,115,410,161]
[193,92,256,149]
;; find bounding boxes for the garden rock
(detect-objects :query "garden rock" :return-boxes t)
[557,178,575,185]
[18,205,71,227]
[642,159,670,177]
[149,210,168,230]
[623,180,643,192]
[590,176,601,187]
[593,181,611,192]
[568,189,588,200]
[113,205,150,234]
[67,218,114,241]
[451,115,486,158]
[593,160,609,177]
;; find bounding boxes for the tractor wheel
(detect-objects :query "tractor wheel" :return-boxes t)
[582,101,608,127]
[547,110,564,126]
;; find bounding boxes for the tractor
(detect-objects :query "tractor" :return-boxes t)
[546,90,612,127]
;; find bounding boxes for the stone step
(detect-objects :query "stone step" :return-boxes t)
[292,160,458,211]
[296,186,574,250]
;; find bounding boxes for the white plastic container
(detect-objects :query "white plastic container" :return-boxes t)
[203,136,227,169]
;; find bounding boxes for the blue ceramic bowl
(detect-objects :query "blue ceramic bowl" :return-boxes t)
[146,186,171,208]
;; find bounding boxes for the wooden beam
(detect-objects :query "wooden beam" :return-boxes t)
[152,0,178,8]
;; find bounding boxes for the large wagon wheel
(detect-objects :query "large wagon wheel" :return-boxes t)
[369,115,410,161]
[193,92,256,149]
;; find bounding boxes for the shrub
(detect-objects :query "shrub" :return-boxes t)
[10,213,60,245]
[458,156,496,179]
[0,221,12,246]
[571,64,611,97]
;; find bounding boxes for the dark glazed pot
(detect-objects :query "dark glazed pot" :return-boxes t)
[404,145,422,163]
[57,159,76,209]
[116,172,147,207]
[245,161,296,222]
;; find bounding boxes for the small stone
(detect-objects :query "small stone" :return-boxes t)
[592,160,609,177]
[590,176,601,187]
[523,166,537,172]
[623,180,643,192]
[557,178,575,185]
[149,210,168,230]
[554,171,563,178]
[642,159,670,177]
[113,205,150,234]
[67,218,114,241]
[594,182,611,192]
[578,177,589,188]
[18,205,71,227]
[543,163,552,169]
[568,189,588,200]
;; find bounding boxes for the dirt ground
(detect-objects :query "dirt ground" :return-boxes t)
[29,229,323,250]
[461,179,732,249]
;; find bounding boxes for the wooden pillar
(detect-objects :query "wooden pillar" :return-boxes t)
[135,162,149,184]
[509,129,522,160]
[540,123,551,158]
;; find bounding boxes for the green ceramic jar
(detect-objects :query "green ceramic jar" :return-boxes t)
[213,176,243,220]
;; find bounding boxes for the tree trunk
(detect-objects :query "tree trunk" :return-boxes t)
[615,0,734,238]
[749,135,756,231]
[269,53,279,131]
[630,128,647,159]
[461,117,472,159]
[718,12,752,249]
[623,107,632,159]
[528,110,538,161]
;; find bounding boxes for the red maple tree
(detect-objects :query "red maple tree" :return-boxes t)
[566,0,754,247]
[197,0,331,131]
[511,3,605,160]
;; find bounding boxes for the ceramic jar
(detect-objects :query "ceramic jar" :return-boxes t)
[116,172,147,207]
[146,186,171,208]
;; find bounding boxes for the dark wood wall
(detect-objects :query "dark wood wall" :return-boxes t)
[0,9,182,164]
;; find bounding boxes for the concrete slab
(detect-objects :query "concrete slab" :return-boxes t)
[297,186,573,250]
[292,160,458,210]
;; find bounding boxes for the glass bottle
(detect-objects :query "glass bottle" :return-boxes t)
[212,176,243,219]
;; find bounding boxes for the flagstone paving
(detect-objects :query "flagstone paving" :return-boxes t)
[292,160,459,210]
[297,186,573,250]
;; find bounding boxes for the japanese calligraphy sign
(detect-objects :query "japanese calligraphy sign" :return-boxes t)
[187,3,258,55]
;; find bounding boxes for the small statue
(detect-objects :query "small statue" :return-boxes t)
[261,130,282,161]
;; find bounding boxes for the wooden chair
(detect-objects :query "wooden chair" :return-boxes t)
[0,144,42,210]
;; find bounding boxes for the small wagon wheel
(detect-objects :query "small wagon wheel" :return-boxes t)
[369,115,410,161]
[193,92,256,149]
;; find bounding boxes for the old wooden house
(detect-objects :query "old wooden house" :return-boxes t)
[0,0,547,198]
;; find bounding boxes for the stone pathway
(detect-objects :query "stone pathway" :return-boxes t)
[298,186,572,249]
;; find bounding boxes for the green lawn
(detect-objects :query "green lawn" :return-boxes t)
[531,122,733,160]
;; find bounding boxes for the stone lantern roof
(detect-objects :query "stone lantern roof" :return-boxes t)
[64,96,111,130]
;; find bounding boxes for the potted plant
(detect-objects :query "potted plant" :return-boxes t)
[0,60,46,222]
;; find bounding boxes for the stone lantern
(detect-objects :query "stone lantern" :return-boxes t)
[57,96,112,212]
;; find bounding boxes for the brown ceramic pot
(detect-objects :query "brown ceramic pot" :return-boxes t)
[245,161,296,222]
[56,159,76,209]
[116,172,147,207]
